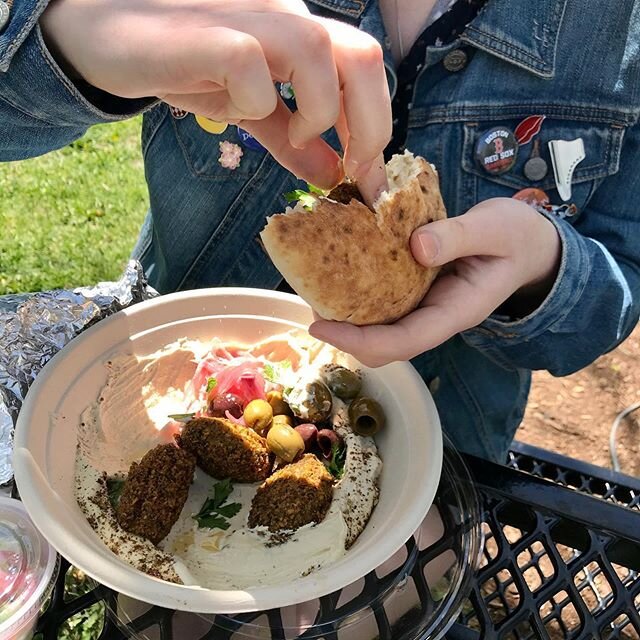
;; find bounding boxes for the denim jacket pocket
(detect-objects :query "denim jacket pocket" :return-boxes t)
[173,113,267,180]
[461,119,625,217]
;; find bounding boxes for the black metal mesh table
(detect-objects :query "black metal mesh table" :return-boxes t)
[23,440,640,640]
[451,442,640,639]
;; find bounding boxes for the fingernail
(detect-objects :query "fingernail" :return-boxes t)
[290,137,307,151]
[344,158,359,180]
[415,230,440,264]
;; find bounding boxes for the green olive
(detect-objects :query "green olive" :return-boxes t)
[266,423,305,462]
[272,414,294,427]
[266,390,293,417]
[348,397,386,437]
[243,399,273,434]
[288,380,333,423]
[321,365,362,400]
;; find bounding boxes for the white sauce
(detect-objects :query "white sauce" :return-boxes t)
[160,471,348,589]
[74,336,382,588]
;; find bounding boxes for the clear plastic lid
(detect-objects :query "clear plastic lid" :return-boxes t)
[0,497,59,638]
[105,442,481,640]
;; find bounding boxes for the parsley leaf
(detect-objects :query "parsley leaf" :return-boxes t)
[211,477,233,509]
[168,412,195,422]
[216,502,242,519]
[195,515,231,530]
[326,443,347,480]
[193,479,242,531]
[206,377,217,392]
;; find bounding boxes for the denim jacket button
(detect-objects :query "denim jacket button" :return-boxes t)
[443,49,468,72]
[0,2,9,33]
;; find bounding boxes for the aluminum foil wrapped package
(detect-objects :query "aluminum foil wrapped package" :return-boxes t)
[0,261,157,484]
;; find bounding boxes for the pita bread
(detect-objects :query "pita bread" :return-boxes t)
[260,151,447,326]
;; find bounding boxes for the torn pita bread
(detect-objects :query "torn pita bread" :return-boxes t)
[260,150,448,326]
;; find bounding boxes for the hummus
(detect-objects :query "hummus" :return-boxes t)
[74,334,382,589]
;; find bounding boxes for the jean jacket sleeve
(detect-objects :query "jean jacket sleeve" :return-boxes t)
[0,0,155,160]
[462,120,640,376]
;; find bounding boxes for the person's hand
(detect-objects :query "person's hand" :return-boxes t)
[309,198,562,367]
[40,0,392,189]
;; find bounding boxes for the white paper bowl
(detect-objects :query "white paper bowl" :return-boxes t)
[13,288,442,613]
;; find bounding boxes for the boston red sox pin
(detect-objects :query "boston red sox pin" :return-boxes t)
[475,127,518,175]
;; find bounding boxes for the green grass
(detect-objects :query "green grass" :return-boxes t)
[0,118,148,295]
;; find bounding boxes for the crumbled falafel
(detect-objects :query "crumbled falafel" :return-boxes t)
[248,454,334,531]
[116,444,196,545]
[327,182,365,205]
[176,416,271,482]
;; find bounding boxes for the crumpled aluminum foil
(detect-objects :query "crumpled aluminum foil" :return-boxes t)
[0,261,157,484]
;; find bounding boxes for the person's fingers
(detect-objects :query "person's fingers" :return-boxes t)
[241,99,344,189]
[318,19,392,177]
[165,27,278,119]
[309,308,443,367]
[214,0,310,15]
[410,198,536,267]
[356,153,388,208]
[228,14,341,148]
[309,264,512,367]
[334,101,388,208]
[162,91,246,122]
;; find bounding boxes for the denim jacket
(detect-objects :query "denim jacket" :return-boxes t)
[2,0,640,461]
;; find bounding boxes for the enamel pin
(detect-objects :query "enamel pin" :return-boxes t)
[548,138,585,201]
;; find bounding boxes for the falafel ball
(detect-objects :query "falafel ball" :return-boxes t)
[248,454,334,532]
[176,416,271,482]
[116,444,196,545]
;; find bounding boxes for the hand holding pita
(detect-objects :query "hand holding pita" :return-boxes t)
[309,198,561,367]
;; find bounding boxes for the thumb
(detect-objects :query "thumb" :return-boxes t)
[410,219,462,267]
[410,203,516,267]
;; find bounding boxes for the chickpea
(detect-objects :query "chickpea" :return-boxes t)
[243,399,273,434]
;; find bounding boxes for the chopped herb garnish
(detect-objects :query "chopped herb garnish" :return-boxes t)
[284,189,317,211]
[307,184,326,195]
[206,377,217,392]
[263,363,276,382]
[284,183,328,211]
[325,443,347,480]
[193,478,242,530]
[263,360,292,384]
[168,412,195,423]
[106,478,125,509]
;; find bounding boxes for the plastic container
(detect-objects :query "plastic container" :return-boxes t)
[0,497,59,640]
